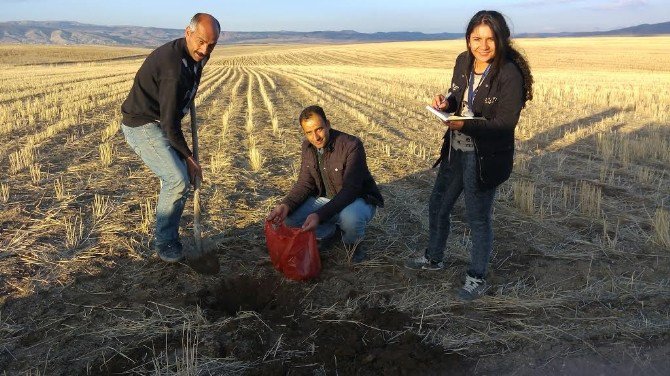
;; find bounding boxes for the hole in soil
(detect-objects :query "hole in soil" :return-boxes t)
[190,274,300,319]
[356,305,412,331]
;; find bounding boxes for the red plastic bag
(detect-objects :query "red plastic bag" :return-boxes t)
[264,220,321,281]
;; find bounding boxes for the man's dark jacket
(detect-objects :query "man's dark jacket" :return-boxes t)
[282,129,384,221]
[436,51,525,189]
[121,38,205,159]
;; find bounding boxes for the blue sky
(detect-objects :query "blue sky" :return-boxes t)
[2,0,667,33]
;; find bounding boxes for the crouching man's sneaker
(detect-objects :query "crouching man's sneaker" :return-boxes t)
[458,274,487,301]
[404,255,444,271]
[154,240,184,263]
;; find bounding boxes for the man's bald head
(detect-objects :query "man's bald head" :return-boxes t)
[188,13,221,35]
[185,13,220,62]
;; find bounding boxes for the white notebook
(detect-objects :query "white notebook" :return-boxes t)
[425,106,485,121]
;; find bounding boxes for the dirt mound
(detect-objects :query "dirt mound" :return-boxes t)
[189,274,469,375]
[293,321,466,376]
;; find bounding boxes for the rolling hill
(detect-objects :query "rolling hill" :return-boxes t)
[0,20,668,46]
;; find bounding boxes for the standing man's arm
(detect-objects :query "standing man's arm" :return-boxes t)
[157,76,202,183]
[158,76,193,159]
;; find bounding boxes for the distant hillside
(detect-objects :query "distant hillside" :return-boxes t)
[1,20,669,47]
[219,30,463,44]
[0,21,461,46]
[518,21,670,38]
[0,21,181,46]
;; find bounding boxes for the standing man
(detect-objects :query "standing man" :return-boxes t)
[121,13,220,262]
[267,105,384,263]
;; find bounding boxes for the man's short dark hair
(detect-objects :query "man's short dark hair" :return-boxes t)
[299,105,328,126]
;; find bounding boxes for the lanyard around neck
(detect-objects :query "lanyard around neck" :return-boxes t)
[468,63,492,109]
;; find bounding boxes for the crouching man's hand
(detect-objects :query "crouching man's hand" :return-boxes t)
[267,204,289,224]
[301,213,319,233]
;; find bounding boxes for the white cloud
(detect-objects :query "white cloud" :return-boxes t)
[588,0,649,10]
[511,0,584,6]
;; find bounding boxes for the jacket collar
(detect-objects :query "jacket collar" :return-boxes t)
[178,38,194,64]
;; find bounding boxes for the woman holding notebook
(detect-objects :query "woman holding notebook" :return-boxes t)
[406,10,533,300]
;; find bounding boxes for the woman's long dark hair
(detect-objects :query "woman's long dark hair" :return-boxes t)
[466,10,533,105]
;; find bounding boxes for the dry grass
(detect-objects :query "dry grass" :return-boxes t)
[98,142,114,167]
[653,208,670,248]
[249,146,263,172]
[0,37,669,374]
[513,180,536,215]
[140,198,155,235]
[578,180,602,218]
[64,213,84,249]
[53,177,65,200]
[0,44,149,65]
[0,182,8,203]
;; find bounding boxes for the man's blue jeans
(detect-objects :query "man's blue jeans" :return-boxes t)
[285,197,376,245]
[426,148,496,279]
[121,122,190,247]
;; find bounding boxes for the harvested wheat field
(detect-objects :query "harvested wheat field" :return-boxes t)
[1,37,669,375]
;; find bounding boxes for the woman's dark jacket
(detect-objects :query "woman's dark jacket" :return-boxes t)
[281,129,384,221]
[436,51,525,189]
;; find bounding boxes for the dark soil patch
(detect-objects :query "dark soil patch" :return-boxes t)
[189,274,470,375]
[190,273,301,319]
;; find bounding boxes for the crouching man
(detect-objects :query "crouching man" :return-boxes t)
[267,105,384,262]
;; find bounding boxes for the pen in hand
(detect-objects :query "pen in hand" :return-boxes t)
[433,92,453,110]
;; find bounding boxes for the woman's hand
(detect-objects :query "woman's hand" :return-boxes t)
[432,94,448,111]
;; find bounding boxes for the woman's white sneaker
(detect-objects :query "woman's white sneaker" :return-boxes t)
[458,274,487,300]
